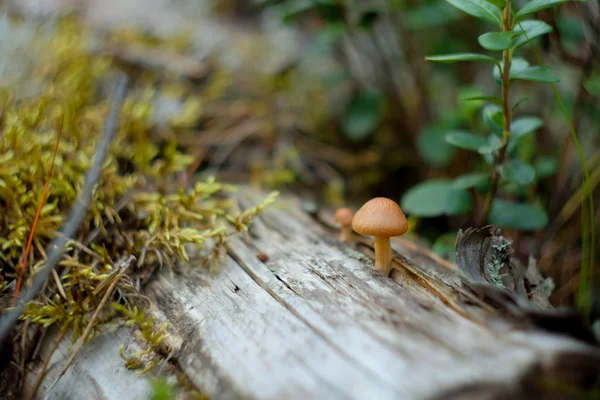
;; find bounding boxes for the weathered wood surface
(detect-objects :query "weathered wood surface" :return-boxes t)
[24,327,155,399]
[29,189,600,399]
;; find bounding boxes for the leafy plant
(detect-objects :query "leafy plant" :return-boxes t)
[401,0,597,318]
[402,0,582,231]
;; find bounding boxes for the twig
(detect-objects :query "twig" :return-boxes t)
[0,75,129,347]
[31,327,48,361]
[43,255,135,399]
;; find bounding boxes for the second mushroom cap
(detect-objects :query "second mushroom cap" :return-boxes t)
[334,208,354,226]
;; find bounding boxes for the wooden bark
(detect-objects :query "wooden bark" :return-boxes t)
[28,189,600,399]
[24,327,156,399]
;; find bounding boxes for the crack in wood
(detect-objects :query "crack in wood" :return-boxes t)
[228,250,405,396]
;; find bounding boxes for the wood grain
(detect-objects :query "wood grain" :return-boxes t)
[28,189,600,399]
[143,190,600,399]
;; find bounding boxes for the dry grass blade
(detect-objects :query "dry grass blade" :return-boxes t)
[13,116,64,306]
[43,255,135,398]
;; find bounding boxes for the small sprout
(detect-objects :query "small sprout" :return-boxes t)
[352,198,408,276]
[334,207,354,242]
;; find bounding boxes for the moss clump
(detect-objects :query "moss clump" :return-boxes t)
[0,16,276,386]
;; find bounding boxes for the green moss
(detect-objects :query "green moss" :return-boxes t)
[1,17,276,379]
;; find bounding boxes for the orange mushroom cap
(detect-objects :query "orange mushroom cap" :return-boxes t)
[334,208,354,226]
[352,198,408,237]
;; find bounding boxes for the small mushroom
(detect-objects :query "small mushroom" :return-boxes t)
[334,208,354,242]
[352,198,408,276]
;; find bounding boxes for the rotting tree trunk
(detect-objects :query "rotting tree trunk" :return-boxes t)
[25,189,600,400]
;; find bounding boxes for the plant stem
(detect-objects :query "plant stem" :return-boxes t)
[478,2,512,226]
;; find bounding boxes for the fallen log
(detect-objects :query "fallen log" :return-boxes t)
[26,189,600,399]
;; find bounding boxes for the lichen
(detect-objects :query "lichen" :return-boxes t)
[542,277,555,297]
[343,247,372,263]
[485,237,512,288]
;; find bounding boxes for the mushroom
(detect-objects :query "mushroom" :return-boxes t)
[334,208,354,242]
[352,198,408,275]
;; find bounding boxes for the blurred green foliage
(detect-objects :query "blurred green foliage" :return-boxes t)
[343,88,385,141]
[402,0,586,233]
[150,378,178,400]
[262,1,597,273]
[402,180,472,217]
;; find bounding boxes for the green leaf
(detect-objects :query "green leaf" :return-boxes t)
[426,53,498,63]
[484,0,505,8]
[458,86,487,118]
[445,0,502,25]
[453,172,490,189]
[534,155,559,178]
[489,199,548,230]
[401,180,472,217]
[515,0,585,20]
[477,135,504,154]
[342,89,385,141]
[478,31,522,51]
[512,66,560,83]
[513,20,553,49]
[511,116,543,138]
[417,126,457,167]
[501,159,536,185]
[507,116,542,154]
[482,104,504,136]
[493,57,530,83]
[584,75,600,96]
[445,131,488,151]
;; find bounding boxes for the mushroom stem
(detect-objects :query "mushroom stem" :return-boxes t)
[374,236,392,275]
[339,226,351,242]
